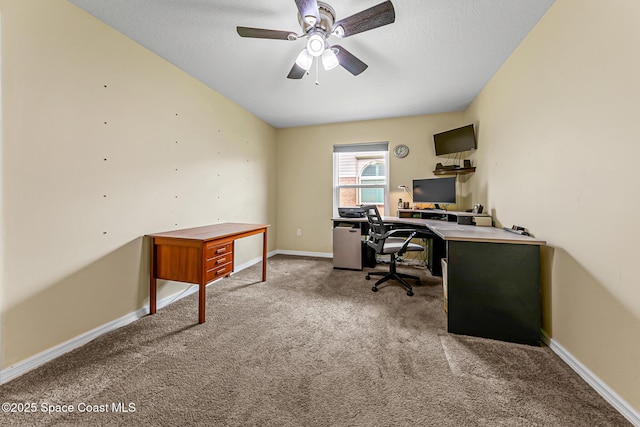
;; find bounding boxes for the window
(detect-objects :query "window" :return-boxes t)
[333,142,389,216]
[360,161,385,204]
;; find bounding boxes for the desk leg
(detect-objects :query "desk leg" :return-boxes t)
[429,237,446,276]
[150,238,157,315]
[198,283,206,324]
[262,229,268,281]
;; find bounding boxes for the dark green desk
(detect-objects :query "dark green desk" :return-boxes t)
[332,216,546,345]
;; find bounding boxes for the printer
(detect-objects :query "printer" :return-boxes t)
[338,206,365,218]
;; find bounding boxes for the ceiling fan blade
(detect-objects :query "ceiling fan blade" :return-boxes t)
[332,1,395,38]
[332,45,368,76]
[237,26,297,40]
[294,0,320,26]
[287,63,307,79]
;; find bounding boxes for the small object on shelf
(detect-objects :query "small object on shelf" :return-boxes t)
[503,225,530,236]
[473,217,492,227]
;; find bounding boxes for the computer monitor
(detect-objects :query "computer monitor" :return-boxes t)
[412,177,456,209]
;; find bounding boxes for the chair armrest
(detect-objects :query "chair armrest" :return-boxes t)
[383,229,420,254]
[383,228,418,239]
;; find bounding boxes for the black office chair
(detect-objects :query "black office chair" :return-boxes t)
[362,205,424,296]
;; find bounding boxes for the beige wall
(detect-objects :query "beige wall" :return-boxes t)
[276,113,467,254]
[0,0,277,367]
[464,0,640,411]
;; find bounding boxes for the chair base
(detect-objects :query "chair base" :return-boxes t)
[365,257,420,297]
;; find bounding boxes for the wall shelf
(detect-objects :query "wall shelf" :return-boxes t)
[433,167,476,176]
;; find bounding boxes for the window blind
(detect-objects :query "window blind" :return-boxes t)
[333,142,389,153]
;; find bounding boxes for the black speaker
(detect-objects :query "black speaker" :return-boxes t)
[463,159,472,168]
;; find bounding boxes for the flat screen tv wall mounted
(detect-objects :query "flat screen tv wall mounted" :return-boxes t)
[433,124,477,156]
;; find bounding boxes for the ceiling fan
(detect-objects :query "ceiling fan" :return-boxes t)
[237,0,395,80]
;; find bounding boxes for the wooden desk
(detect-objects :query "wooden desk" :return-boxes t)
[148,223,269,323]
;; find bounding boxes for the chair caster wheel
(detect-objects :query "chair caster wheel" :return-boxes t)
[372,287,378,292]
[365,275,370,280]
[407,291,414,297]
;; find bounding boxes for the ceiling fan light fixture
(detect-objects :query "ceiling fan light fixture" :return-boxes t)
[321,48,339,70]
[307,34,325,57]
[295,48,313,71]
[237,0,392,80]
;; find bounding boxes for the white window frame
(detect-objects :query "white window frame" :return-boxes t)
[333,142,390,216]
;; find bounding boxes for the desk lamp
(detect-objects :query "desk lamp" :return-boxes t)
[398,185,413,208]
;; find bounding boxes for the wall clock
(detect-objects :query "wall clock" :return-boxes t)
[393,144,409,158]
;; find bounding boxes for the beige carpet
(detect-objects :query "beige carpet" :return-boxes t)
[0,255,630,426]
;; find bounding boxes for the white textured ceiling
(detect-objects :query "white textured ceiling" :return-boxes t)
[67,0,555,128]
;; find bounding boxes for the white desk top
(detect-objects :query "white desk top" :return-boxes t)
[332,216,546,246]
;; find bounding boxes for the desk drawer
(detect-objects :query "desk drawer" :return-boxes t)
[205,241,232,259]
[205,252,233,270]
[204,240,233,283]
[205,262,232,282]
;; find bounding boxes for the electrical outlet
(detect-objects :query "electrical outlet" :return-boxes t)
[296,228,302,236]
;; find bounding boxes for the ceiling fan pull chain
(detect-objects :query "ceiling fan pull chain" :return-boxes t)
[315,56,320,86]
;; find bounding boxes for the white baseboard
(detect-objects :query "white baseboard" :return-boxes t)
[542,331,640,426]
[274,249,333,258]
[0,252,277,385]
[232,250,278,272]
[0,307,147,384]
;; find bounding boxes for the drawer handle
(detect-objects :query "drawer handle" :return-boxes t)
[215,269,225,276]
[216,259,225,265]
[216,248,226,254]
